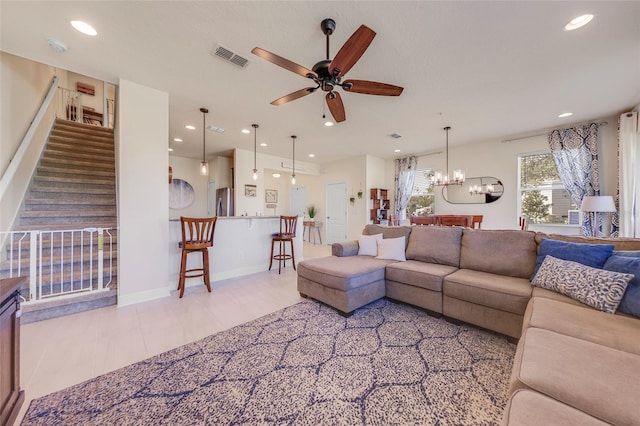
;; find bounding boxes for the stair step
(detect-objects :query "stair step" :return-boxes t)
[46,139,114,155]
[25,197,116,207]
[38,168,116,180]
[50,125,114,141]
[40,157,114,171]
[21,287,118,324]
[44,147,114,163]
[48,132,114,148]
[29,185,116,196]
[55,119,114,135]
[33,175,115,186]
[14,222,116,231]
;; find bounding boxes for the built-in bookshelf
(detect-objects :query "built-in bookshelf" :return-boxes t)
[370,188,389,224]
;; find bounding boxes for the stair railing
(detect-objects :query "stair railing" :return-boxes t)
[0,227,115,302]
[0,76,60,250]
[55,87,85,123]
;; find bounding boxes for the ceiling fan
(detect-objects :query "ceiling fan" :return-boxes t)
[251,18,404,123]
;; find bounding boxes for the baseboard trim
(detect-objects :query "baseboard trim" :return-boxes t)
[117,287,170,307]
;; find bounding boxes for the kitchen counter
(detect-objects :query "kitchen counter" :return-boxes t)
[168,216,303,289]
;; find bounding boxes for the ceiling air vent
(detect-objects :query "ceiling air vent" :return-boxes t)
[211,44,250,69]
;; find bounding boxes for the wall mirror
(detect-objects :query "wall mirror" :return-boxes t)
[442,176,504,204]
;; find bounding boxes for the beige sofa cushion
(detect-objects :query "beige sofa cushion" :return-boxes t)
[297,256,395,291]
[502,389,609,426]
[385,260,457,292]
[363,225,412,248]
[522,297,640,355]
[405,225,462,267]
[460,229,537,278]
[444,269,532,315]
[511,328,640,426]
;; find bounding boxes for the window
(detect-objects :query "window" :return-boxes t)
[407,167,435,216]
[518,153,578,224]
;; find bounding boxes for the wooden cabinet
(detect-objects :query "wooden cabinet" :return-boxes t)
[370,188,390,224]
[0,277,25,426]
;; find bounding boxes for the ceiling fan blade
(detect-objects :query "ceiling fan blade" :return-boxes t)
[328,25,376,78]
[326,92,346,122]
[251,47,317,79]
[271,87,317,106]
[343,80,404,96]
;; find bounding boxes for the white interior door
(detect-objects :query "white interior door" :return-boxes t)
[326,182,347,244]
[290,186,307,217]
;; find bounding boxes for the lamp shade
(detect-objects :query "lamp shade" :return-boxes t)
[581,196,616,212]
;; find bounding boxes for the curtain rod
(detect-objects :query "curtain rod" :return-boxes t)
[502,121,608,143]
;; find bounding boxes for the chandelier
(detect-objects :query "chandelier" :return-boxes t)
[431,126,464,186]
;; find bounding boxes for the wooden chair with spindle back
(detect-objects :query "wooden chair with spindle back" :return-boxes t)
[269,215,298,274]
[178,216,217,298]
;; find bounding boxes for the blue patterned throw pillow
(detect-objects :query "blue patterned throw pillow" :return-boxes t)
[603,255,640,318]
[531,239,614,280]
[532,255,633,314]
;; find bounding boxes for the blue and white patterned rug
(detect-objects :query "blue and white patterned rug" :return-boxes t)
[22,299,516,425]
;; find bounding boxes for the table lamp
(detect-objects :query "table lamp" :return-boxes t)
[580,196,616,237]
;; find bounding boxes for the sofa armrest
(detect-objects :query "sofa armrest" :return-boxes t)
[332,240,359,257]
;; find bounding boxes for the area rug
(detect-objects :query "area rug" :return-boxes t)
[23,299,516,425]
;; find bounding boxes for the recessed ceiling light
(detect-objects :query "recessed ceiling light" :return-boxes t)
[272,173,281,178]
[71,20,97,36]
[174,138,183,142]
[308,154,315,158]
[168,148,174,152]
[564,14,594,31]
[260,143,267,147]
[47,37,68,52]
[394,149,401,153]
[558,112,573,118]
[241,129,250,134]
[324,121,334,127]
[185,125,196,130]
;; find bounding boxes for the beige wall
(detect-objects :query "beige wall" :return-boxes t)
[0,52,63,176]
[385,117,620,230]
[168,155,208,219]
[117,79,169,306]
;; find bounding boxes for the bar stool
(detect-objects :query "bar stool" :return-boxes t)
[269,215,298,274]
[178,216,217,298]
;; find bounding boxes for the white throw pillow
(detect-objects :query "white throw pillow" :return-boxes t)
[358,233,383,256]
[376,236,406,261]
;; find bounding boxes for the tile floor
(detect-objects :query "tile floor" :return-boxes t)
[17,242,332,423]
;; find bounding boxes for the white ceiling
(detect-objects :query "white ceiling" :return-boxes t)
[2,1,639,164]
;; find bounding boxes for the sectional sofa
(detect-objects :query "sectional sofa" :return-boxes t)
[297,224,640,425]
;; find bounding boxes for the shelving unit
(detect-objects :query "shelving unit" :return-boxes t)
[370,188,389,224]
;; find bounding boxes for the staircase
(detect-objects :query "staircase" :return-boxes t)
[1,119,118,323]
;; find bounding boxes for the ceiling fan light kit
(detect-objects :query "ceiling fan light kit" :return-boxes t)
[251,18,404,123]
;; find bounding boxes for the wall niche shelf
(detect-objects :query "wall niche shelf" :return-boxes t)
[370,188,389,224]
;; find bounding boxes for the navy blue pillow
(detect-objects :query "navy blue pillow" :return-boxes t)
[531,239,615,280]
[603,255,640,317]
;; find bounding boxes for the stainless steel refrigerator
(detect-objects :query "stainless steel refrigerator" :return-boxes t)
[216,187,234,216]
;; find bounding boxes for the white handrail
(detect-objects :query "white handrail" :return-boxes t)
[0,76,59,199]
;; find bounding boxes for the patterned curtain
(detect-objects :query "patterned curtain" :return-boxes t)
[548,123,600,236]
[394,156,418,221]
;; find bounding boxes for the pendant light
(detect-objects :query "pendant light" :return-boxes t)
[199,108,209,176]
[431,126,464,186]
[252,123,259,180]
[291,135,297,185]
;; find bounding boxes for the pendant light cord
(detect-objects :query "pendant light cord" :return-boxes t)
[444,126,450,179]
